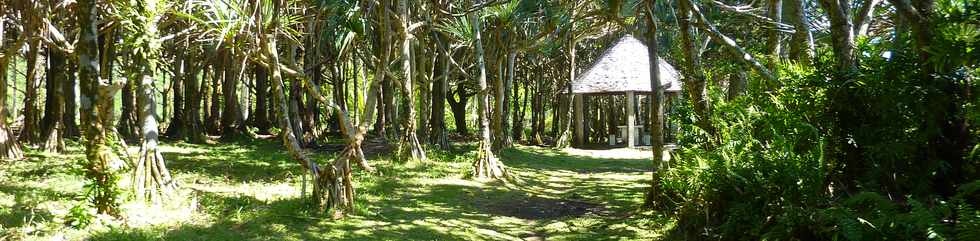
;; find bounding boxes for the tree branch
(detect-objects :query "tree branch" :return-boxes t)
[687,0,777,83]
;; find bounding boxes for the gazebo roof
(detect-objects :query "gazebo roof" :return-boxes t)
[570,35,683,94]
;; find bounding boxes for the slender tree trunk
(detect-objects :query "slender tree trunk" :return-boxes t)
[60,61,80,139]
[555,28,575,148]
[643,1,666,208]
[447,86,470,136]
[429,48,449,149]
[40,47,66,153]
[98,27,118,132]
[0,17,23,159]
[853,0,882,37]
[786,0,814,63]
[252,64,272,134]
[222,47,243,138]
[182,45,206,143]
[398,0,426,161]
[163,50,185,138]
[132,0,176,200]
[500,51,516,148]
[511,76,527,142]
[817,0,857,72]
[118,79,139,140]
[303,16,322,142]
[78,0,121,215]
[20,40,42,144]
[678,0,716,139]
[818,0,861,194]
[531,76,544,145]
[289,75,306,145]
[382,69,396,138]
[207,50,223,135]
[470,3,505,179]
[766,0,783,71]
[726,71,747,100]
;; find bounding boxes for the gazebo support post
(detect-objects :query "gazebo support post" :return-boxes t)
[574,94,584,147]
[626,91,636,148]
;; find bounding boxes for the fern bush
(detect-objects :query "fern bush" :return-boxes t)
[658,57,978,241]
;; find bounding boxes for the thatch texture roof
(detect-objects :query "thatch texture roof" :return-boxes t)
[570,35,682,94]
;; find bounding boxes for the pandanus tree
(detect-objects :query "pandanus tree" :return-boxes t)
[0,2,25,160]
[397,0,427,161]
[77,0,125,215]
[221,0,385,216]
[469,0,506,179]
[118,0,177,200]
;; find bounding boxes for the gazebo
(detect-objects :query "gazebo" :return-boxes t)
[570,35,683,148]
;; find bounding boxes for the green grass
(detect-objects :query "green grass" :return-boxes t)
[0,138,671,240]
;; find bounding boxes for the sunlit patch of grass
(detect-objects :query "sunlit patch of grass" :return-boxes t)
[1,139,670,240]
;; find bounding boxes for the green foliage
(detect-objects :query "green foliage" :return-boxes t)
[66,204,96,229]
[657,3,980,236]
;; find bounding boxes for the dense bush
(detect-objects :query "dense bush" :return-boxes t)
[656,2,979,239]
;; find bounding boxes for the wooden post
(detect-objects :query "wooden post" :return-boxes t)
[626,91,635,148]
[574,94,584,147]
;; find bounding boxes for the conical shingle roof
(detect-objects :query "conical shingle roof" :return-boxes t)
[570,35,682,94]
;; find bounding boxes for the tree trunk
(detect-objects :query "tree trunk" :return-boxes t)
[766,0,783,71]
[677,0,716,139]
[642,1,666,208]
[78,0,121,215]
[429,49,449,149]
[511,76,528,142]
[555,30,575,148]
[500,51,516,148]
[786,0,814,63]
[206,49,223,135]
[726,71,747,100]
[118,79,139,140]
[63,62,80,138]
[0,17,24,159]
[470,3,505,179]
[303,17,322,142]
[817,0,857,72]
[132,0,176,200]
[447,86,470,136]
[98,27,118,132]
[163,50,185,138]
[20,40,42,144]
[818,0,861,194]
[289,75,306,145]
[398,0,426,161]
[382,67,396,138]
[374,87,387,136]
[221,47,243,138]
[182,45,206,143]
[531,76,544,145]
[252,64,272,134]
[40,47,66,153]
[853,0,882,37]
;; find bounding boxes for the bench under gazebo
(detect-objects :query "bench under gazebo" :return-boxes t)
[570,35,683,148]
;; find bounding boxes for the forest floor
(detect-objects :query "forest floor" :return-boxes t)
[0,138,672,240]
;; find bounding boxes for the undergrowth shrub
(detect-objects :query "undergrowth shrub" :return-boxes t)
[657,14,979,238]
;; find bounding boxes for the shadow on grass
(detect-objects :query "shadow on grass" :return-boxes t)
[86,143,662,240]
[498,147,653,212]
[0,184,67,228]
[88,177,526,240]
[161,139,316,183]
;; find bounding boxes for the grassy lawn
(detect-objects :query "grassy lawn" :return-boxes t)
[0,138,672,240]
